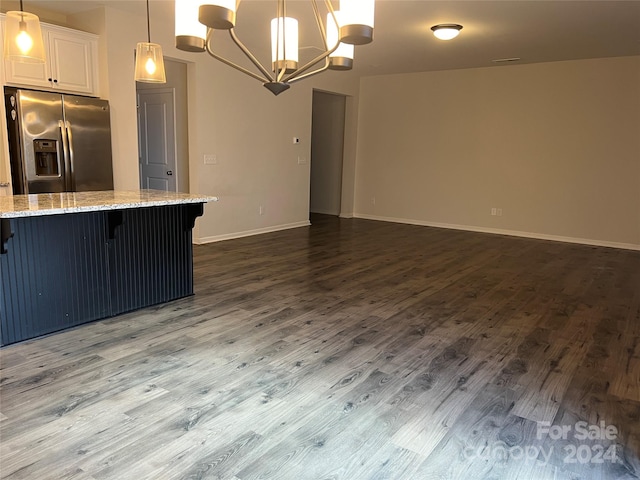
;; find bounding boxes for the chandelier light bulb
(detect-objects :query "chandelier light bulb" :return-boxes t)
[175,0,206,51]
[339,0,375,45]
[271,16,298,74]
[431,24,463,41]
[327,11,354,70]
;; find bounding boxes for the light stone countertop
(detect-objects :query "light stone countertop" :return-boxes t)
[0,190,219,218]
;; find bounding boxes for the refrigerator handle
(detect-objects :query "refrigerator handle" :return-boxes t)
[59,120,72,191]
[59,120,75,192]
[65,121,76,190]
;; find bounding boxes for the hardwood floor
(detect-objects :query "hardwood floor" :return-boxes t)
[1,214,639,479]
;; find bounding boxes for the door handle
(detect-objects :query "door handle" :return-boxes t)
[166,170,173,176]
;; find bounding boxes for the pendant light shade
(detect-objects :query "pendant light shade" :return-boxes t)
[3,8,46,63]
[135,42,166,83]
[327,12,353,71]
[339,0,375,45]
[199,0,237,30]
[271,16,298,74]
[135,0,166,83]
[176,0,206,52]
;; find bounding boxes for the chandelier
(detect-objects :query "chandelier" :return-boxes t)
[175,0,375,95]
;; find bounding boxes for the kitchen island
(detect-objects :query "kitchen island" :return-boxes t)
[0,190,217,346]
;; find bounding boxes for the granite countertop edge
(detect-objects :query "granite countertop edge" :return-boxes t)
[0,190,218,219]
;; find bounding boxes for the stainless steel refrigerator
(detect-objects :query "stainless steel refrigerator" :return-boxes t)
[4,87,113,194]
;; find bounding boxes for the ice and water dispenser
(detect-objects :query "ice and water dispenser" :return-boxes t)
[33,139,60,177]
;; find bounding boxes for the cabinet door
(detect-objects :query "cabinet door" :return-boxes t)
[47,29,98,95]
[3,60,51,89]
[1,18,99,97]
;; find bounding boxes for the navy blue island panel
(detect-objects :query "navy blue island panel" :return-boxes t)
[0,190,212,346]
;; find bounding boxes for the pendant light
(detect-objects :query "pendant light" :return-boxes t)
[3,0,46,63]
[135,0,166,83]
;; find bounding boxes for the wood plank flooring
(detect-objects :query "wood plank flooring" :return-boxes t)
[1,214,639,479]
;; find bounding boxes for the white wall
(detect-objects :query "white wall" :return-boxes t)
[354,56,640,249]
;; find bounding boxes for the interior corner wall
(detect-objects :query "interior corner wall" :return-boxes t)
[189,66,360,242]
[354,56,640,248]
[101,7,141,191]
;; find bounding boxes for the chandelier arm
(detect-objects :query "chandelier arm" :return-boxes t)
[284,0,340,84]
[312,0,329,47]
[287,59,331,85]
[205,31,270,83]
[228,29,275,82]
[284,38,340,83]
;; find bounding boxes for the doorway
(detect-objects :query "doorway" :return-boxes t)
[310,90,347,216]
[136,59,189,192]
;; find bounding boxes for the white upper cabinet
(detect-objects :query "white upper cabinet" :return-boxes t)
[2,20,99,97]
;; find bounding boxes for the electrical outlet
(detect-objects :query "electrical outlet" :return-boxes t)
[204,154,217,165]
[491,208,497,216]
[372,197,376,206]
[297,156,307,165]
[259,205,264,215]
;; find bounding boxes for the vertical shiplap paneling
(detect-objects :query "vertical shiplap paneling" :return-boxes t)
[0,212,112,345]
[1,205,196,346]
[108,205,193,316]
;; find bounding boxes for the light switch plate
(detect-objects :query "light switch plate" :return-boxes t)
[204,154,217,165]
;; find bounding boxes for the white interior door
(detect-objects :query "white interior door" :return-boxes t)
[137,89,177,192]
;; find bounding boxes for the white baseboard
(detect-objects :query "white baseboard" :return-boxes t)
[310,209,340,215]
[310,210,353,219]
[195,220,311,244]
[353,214,640,251]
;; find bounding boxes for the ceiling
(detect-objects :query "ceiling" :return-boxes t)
[7,1,640,77]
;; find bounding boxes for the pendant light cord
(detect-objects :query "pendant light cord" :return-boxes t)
[146,0,151,43]
[19,0,24,11]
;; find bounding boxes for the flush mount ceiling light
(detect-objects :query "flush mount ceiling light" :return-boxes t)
[135,0,166,83]
[431,24,463,41]
[3,0,46,63]
[175,0,375,95]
